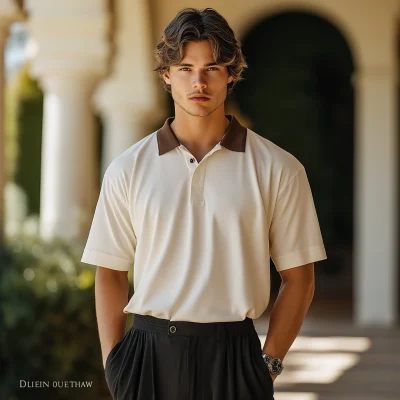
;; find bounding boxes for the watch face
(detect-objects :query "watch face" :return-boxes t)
[262,352,284,375]
[270,358,283,374]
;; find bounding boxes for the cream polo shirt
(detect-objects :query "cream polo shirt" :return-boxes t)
[81,115,327,323]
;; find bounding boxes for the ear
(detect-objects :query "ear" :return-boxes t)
[227,75,233,84]
[163,70,171,85]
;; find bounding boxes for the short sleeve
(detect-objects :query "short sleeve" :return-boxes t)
[81,162,136,271]
[269,166,327,271]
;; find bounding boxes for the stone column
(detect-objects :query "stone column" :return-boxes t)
[25,0,110,241]
[38,75,99,240]
[94,0,164,175]
[353,64,398,326]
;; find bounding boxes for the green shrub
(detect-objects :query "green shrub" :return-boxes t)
[5,63,43,215]
[0,234,133,400]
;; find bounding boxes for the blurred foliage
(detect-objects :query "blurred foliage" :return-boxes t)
[4,67,18,181]
[0,233,134,400]
[5,62,43,215]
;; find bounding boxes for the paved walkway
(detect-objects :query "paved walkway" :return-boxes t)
[253,301,400,400]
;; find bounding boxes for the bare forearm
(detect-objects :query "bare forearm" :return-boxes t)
[263,279,314,362]
[95,267,129,367]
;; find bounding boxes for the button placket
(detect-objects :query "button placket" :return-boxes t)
[189,172,203,204]
[179,148,197,171]
[191,146,219,201]
[193,167,205,200]
[179,144,220,204]
[189,163,205,203]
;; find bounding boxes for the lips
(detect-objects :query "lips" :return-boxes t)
[190,96,210,101]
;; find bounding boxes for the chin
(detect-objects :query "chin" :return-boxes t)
[192,110,214,117]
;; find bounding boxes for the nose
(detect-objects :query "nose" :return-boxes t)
[192,72,207,89]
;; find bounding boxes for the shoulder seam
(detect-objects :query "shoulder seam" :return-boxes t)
[277,165,305,199]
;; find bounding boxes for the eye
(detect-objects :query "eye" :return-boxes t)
[207,67,219,71]
[179,67,191,71]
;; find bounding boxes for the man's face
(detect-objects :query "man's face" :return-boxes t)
[163,40,233,117]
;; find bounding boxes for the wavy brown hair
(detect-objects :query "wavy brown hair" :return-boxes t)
[154,8,247,94]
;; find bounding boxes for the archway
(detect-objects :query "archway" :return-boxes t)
[232,11,355,305]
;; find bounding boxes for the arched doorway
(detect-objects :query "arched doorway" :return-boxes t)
[232,11,355,306]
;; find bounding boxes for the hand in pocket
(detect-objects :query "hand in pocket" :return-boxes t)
[103,338,123,370]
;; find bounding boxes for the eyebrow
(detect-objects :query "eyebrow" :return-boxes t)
[176,62,220,67]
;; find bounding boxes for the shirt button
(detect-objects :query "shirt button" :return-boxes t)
[169,325,177,333]
[190,158,195,163]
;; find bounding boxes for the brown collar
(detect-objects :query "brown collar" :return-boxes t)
[157,115,247,156]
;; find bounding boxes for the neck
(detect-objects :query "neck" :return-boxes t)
[170,106,230,150]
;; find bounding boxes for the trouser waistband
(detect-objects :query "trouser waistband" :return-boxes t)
[132,314,256,341]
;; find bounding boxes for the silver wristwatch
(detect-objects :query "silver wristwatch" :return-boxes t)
[261,352,284,376]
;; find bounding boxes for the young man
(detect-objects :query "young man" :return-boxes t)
[81,7,327,400]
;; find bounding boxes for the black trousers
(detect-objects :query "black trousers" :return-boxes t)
[104,314,275,400]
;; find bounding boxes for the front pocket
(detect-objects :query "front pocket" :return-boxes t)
[105,325,135,370]
[250,332,274,385]
[104,336,125,371]
[104,326,139,399]
[256,349,273,380]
